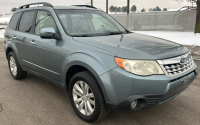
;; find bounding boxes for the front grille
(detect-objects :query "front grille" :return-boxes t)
[158,52,194,77]
[163,58,193,76]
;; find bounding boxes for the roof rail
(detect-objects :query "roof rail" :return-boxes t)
[18,2,53,9]
[72,5,97,9]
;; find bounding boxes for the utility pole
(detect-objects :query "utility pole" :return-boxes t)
[106,0,108,14]
[91,0,93,6]
[127,0,130,13]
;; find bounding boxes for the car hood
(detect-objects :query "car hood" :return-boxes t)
[73,33,188,60]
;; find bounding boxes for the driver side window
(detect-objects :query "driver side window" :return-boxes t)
[35,11,57,35]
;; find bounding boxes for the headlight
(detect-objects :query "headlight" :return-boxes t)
[115,57,164,76]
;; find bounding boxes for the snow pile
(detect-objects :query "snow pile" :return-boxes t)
[133,31,200,46]
[168,7,186,11]
[0,12,12,29]
[0,29,5,38]
[0,12,12,23]
[0,12,13,17]
[0,17,11,23]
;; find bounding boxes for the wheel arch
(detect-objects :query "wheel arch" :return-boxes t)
[6,47,14,59]
[61,52,113,103]
[63,62,109,103]
[5,43,24,69]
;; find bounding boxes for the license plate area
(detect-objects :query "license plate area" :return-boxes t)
[181,72,193,84]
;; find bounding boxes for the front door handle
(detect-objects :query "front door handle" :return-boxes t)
[30,40,36,45]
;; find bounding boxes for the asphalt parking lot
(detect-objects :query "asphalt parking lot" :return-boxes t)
[0,39,200,125]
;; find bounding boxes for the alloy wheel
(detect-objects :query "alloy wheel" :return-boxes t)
[9,56,17,76]
[72,81,95,116]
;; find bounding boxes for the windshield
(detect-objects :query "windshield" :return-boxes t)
[55,10,127,37]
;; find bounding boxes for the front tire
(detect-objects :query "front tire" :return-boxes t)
[69,71,109,123]
[8,52,27,80]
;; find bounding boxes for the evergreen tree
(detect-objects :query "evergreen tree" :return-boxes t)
[131,5,137,12]
[156,6,162,11]
[141,8,145,12]
[163,8,168,11]
[109,6,115,12]
[122,6,127,13]
[114,6,118,13]
[117,7,122,12]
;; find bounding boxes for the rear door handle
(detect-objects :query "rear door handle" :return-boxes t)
[30,40,36,45]
[13,36,17,39]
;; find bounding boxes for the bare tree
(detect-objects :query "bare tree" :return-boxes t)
[175,0,191,4]
[149,8,153,11]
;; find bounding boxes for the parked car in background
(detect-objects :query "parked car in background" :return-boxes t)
[3,2,198,123]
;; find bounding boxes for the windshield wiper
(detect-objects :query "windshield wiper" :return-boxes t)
[71,32,125,37]
[72,34,90,37]
[109,32,125,35]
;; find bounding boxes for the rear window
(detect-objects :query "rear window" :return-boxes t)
[18,11,35,33]
[9,12,22,30]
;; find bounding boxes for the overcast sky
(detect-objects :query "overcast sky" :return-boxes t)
[0,0,194,13]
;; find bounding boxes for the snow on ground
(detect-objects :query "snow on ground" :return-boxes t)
[0,17,10,23]
[168,7,186,11]
[0,29,5,38]
[133,31,200,46]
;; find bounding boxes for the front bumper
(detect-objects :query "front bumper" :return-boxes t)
[100,63,198,111]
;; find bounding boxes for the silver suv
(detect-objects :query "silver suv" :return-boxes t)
[3,2,198,123]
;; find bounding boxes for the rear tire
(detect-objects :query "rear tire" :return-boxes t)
[8,52,27,80]
[69,71,109,123]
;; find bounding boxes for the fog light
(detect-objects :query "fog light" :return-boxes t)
[130,100,137,109]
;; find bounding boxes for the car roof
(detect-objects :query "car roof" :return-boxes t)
[14,6,99,14]
[14,5,99,14]
[53,6,97,10]
[14,3,100,14]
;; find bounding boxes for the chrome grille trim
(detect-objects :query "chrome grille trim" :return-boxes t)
[157,52,194,77]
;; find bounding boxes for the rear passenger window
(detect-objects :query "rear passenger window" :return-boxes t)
[9,12,22,30]
[18,11,35,33]
[35,11,57,35]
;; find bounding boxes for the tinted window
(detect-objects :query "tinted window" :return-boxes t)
[9,12,22,30]
[35,11,57,35]
[18,11,35,33]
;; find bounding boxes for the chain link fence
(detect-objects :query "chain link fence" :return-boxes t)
[111,10,196,31]
[0,10,197,31]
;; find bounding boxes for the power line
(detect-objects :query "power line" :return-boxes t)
[141,0,144,9]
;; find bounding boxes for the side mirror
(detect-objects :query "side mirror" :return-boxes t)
[40,27,57,39]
